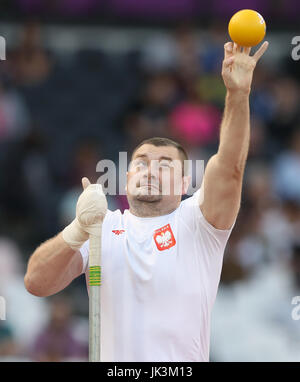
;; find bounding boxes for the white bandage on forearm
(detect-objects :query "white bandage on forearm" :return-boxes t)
[62,184,108,250]
[62,218,89,251]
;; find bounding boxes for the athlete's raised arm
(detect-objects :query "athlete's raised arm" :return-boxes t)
[199,41,269,230]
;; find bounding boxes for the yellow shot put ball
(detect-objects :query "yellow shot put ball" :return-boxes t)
[228,9,266,47]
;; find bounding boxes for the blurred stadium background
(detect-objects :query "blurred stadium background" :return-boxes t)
[0,0,300,362]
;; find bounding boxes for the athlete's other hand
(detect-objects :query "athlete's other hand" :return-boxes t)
[62,177,107,250]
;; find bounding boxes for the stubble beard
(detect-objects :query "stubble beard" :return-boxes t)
[127,186,164,217]
[134,186,163,203]
[135,194,163,203]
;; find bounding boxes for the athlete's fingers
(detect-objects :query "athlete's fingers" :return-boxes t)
[233,43,241,54]
[222,56,235,69]
[243,46,251,55]
[82,177,91,190]
[224,42,233,59]
[253,41,269,62]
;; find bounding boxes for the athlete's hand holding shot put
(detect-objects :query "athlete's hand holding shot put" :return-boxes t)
[25,41,268,362]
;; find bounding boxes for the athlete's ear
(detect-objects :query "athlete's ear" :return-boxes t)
[182,175,191,195]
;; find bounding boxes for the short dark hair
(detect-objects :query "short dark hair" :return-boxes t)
[131,137,188,175]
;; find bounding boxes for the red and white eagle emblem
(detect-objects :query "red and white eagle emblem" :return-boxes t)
[153,224,176,251]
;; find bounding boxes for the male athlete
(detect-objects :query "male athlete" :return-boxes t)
[25,41,269,361]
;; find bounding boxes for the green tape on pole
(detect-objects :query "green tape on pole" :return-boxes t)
[89,266,101,286]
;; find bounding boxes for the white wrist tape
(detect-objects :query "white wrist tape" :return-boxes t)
[62,184,108,250]
[62,218,89,251]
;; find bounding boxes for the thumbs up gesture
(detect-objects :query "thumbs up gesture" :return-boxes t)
[77,177,108,234]
[62,177,108,250]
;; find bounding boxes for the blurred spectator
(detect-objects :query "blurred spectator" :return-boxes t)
[0,237,48,356]
[250,65,276,125]
[199,23,226,75]
[142,71,181,111]
[0,79,30,142]
[122,71,181,148]
[272,129,300,203]
[125,111,169,148]
[211,260,300,361]
[260,201,297,262]
[173,24,202,80]
[195,74,226,108]
[12,21,52,86]
[0,322,18,359]
[122,69,176,151]
[169,101,220,148]
[141,23,202,77]
[66,138,103,188]
[0,126,58,245]
[140,34,177,72]
[31,295,88,362]
[291,244,300,290]
[268,77,300,150]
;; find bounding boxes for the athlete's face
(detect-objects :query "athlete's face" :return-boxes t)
[126,144,189,204]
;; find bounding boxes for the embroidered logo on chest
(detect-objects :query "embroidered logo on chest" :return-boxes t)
[112,230,125,235]
[153,224,176,251]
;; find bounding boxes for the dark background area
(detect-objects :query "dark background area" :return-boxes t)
[0,0,299,29]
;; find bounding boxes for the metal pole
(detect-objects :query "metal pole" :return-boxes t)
[89,230,102,362]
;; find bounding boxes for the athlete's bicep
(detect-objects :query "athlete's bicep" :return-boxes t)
[200,154,243,230]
